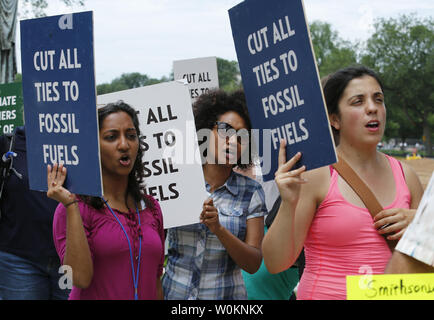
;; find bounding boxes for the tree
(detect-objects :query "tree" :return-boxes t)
[217,57,241,92]
[309,21,358,78]
[96,72,168,95]
[362,14,434,155]
[19,0,84,18]
[97,57,240,95]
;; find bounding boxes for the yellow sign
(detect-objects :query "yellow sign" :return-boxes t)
[347,273,434,300]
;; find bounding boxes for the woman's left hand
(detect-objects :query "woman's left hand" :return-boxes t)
[373,208,416,240]
[200,198,221,234]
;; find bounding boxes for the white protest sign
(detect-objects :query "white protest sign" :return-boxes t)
[98,81,208,229]
[173,56,219,103]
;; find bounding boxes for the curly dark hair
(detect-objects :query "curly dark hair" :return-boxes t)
[78,101,154,211]
[193,89,254,169]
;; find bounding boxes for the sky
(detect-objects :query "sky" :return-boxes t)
[15,0,434,85]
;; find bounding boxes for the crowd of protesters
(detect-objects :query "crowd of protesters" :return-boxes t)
[0,66,432,300]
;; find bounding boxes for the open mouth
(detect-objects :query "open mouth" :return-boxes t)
[366,120,380,129]
[119,155,131,166]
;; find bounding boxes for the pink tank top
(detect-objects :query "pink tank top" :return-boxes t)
[297,155,411,300]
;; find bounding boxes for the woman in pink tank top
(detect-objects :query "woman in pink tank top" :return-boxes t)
[262,66,424,300]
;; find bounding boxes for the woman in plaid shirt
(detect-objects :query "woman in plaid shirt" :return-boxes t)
[162,89,267,300]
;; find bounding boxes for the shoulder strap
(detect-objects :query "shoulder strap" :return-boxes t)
[332,155,382,217]
[265,195,281,228]
[332,155,396,251]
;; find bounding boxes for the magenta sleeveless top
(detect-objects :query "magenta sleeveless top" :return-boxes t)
[297,155,411,300]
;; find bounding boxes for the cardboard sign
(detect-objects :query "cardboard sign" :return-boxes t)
[98,81,208,229]
[20,11,102,196]
[347,273,434,300]
[229,0,336,181]
[0,82,24,135]
[173,56,219,103]
[395,172,434,266]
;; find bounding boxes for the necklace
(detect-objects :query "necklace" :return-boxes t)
[102,197,142,300]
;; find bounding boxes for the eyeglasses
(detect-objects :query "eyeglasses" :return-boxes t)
[215,121,250,145]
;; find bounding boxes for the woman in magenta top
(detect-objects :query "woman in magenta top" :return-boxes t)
[262,66,424,299]
[48,101,164,300]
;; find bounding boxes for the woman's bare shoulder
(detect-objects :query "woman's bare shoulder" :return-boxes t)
[302,165,332,183]
[301,165,332,202]
[398,159,424,207]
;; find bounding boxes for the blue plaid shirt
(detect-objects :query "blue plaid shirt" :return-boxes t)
[162,171,267,300]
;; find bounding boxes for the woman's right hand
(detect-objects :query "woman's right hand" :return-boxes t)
[48,163,93,288]
[274,140,307,208]
[47,163,76,205]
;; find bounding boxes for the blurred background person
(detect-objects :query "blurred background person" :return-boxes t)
[0,126,70,300]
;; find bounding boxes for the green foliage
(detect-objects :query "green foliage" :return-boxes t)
[96,57,241,96]
[361,14,434,154]
[96,73,168,95]
[429,114,434,127]
[309,21,358,78]
[20,0,84,18]
[97,57,242,95]
[384,120,400,140]
[308,17,432,151]
[217,57,241,93]
[14,73,22,83]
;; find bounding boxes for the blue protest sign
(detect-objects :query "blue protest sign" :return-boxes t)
[20,11,102,196]
[229,0,337,181]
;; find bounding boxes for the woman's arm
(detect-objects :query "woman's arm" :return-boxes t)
[215,216,263,274]
[47,163,93,288]
[401,162,424,210]
[262,141,323,274]
[201,199,264,273]
[201,198,264,274]
[262,175,320,274]
[386,250,434,273]
[156,277,164,300]
[63,203,94,288]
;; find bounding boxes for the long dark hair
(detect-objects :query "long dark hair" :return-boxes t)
[193,89,254,169]
[78,101,154,211]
